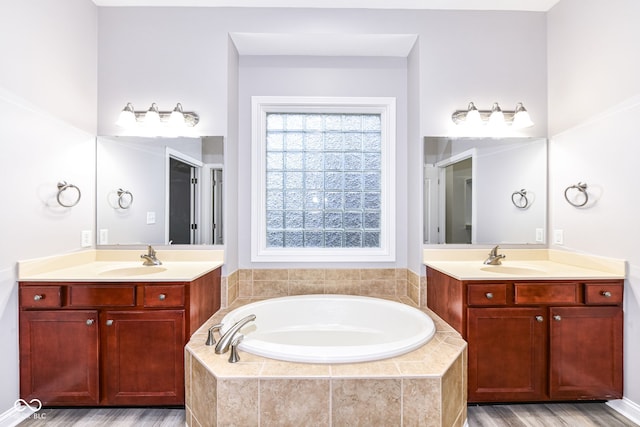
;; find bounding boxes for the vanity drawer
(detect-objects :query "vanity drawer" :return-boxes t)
[584,283,623,305]
[144,285,185,308]
[20,286,62,308]
[468,284,508,306]
[68,285,136,307]
[514,282,580,305]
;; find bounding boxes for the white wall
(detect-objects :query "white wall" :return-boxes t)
[548,0,640,412]
[0,0,97,412]
[97,7,548,273]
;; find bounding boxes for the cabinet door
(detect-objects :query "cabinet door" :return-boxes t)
[467,307,547,402]
[102,310,185,405]
[549,306,623,400]
[19,310,99,405]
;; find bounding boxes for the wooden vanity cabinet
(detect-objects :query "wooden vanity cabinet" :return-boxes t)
[427,267,623,403]
[19,268,220,407]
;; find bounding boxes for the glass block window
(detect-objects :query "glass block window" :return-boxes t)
[265,113,382,249]
[251,97,396,263]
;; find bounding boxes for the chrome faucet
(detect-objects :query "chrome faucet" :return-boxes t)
[483,245,506,265]
[141,245,162,266]
[215,314,256,355]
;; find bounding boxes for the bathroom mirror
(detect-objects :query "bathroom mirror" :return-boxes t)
[96,136,224,246]
[423,137,546,245]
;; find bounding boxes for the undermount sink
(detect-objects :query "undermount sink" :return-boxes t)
[99,266,167,276]
[480,265,544,275]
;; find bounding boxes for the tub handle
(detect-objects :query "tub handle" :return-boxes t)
[229,335,243,363]
[206,323,223,346]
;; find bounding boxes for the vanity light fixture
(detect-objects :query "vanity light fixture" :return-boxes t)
[451,102,534,129]
[116,102,200,128]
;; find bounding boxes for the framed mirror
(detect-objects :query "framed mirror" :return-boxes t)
[423,137,546,245]
[96,136,224,246]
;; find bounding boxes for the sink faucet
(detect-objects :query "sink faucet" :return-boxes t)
[215,314,256,355]
[141,245,162,266]
[483,245,506,265]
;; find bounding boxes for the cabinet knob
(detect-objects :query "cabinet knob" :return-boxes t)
[601,291,612,297]
[535,315,544,322]
[86,319,95,326]
[158,293,167,301]
[33,294,43,301]
[485,292,494,299]
[106,319,114,326]
[553,315,562,321]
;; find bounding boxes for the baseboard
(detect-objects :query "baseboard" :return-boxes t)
[0,405,36,427]
[607,398,640,425]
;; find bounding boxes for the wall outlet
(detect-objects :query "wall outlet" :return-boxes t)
[99,229,109,245]
[553,229,564,245]
[535,228,544,242]
[81,230,92,247]
[146,211,156,224]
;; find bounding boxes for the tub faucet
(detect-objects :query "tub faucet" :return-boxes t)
[483,245,506,265]
[215,314,256,355]
[141,245,162,266]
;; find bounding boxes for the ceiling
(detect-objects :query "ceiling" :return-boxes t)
[92,0,561,11]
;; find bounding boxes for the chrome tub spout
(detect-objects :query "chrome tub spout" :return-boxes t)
[214,314,256,354]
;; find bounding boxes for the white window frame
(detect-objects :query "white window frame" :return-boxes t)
[251,96,396,263]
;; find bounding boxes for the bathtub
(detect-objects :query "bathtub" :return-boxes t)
[219,294,436,363]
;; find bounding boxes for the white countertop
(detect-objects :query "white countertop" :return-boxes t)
[18,249,224,282]
[423,249,625,281]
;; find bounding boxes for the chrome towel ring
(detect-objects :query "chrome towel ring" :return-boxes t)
[564,182,588,207]
[511,189,529,209]
[56,181,81,207]
[117,188,134,209]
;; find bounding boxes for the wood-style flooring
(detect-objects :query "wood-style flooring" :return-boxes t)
[14,402,639,426]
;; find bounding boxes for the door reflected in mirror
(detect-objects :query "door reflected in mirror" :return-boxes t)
[424,137,546,245]
[96,136,224,246]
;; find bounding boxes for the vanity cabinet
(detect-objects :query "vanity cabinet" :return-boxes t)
[427,267,623,403]
[19,268,220,407]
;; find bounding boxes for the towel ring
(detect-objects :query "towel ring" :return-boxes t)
[511,189,529,209]
[56,181,81,207]
[564,182,588,207]
[117,188,134,209]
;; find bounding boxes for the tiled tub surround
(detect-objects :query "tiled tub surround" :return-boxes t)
[227,268,423,307]
[185,297,467,427]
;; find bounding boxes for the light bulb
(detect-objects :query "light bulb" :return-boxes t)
[512,102,534,128]
[488,102,505,127]
[169,103,186,127]
[116,103,137,127]
[465,102,482,126]
[144,103,161,126]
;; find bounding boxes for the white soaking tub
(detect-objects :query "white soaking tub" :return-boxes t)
[219,294,436,363]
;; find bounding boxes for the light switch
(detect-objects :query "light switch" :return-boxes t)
[99,229,109,245]
[81,230,92,247]
[553,229,564,245]
[535,228,544,242]
[146,212,156,224]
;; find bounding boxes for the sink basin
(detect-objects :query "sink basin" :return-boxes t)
[99,266,167,276]
[480,265,544,275]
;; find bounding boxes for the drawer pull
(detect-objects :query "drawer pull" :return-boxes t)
[33,294,43,301]
[601,291,612,298]
[535,315,544,322]
[485,292,494,299]
[86,319,95,326]
[106,319,114,326]
[158,293,167,301]
[553,315,562,321]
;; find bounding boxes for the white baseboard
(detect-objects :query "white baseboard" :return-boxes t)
[607,398,640,425]
[0,405,36,427]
